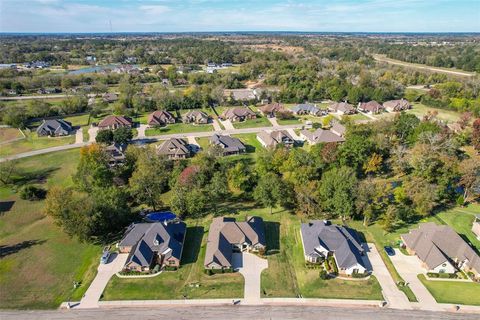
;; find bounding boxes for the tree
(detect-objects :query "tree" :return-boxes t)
[113,127,133,144]
[170,185,207,219]
[394,112,420,143]
[404,177,439,216]
[2,106,27,128]
[227,161,255,195]
[318,166,358,219]
[380,205,398,233]
[363,153,383,175]
[0,159,17,186]
[253,173,282,214]
[129,150,172,210]
[73,144,112,192]
[473,118,480,152]
[95,129,114,144]
[458,158,480,203]
[207,171,229,214]
[321,114,335,128]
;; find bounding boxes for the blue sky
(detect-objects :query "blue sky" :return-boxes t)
[0,0,479,33]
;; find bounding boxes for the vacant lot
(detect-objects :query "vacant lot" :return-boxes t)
[418,275,480,305]
[145,123,214,136]
[0,149,101,309]
[0,127,23,143]
[0,131,76,157]
[232,117,272,129]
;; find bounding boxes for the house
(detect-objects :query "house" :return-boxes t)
[147,110,176,127]
[357,101,384,114]
[210,134,246,156]
[331,122,346,137]
[300,221,367,275]
[300,129,344,145]
[258,103,286,118]
[98,115,133,130]
[156,138,191,159]
[225,89,257,102]
[204,216,266,270]
[401,223,480,277]
[328,102,356,115]
[473,215,480,240]
[102,93,118,103]
[119,221,187,272]
[221,107,256,122]
[383,99,412,112]
[36,119,73,137]
[257,130,295,148]
[104,143,127,167]
[182,110,209,124]
[291,104,324,116]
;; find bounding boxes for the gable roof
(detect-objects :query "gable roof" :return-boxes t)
[401,222,480,272]
[148,110,175,125]
[98,115,133,128]
[259,103,285,114]
[222,107,256,120]
[331,122,346,137]
[183,110,209,120]
[328,102,355,113]
[210,134,246,153]
[358,101,384,113]
[226,89,257,101]
[157,138,190,157]
[301,221,365,270]
[301,129,344,144]
[291,104,320,114]
[257,130,294,148]
[36,119,73,135]
[383,99,411,111]
[205,216,266,268]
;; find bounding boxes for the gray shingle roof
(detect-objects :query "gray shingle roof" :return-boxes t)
[257,130,294,148]
[210,134,246,153]
[291,104,320,115]
[36,119,73,136]
[301,129,344,144]
[156,138,191,158]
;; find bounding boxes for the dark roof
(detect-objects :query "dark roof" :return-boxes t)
[259,103,285,114]
[148,110,175,125]
[257,130,294,148]
[301,221,365,270]
[156,138,190,157]
[210,134,246,153]
[358,101,384,113]
[329,102,355,113]
[300,129,344,144]
[98,115,133,128]
[222,107,256,120]
[36,119,73,135]
[291,104,320,114]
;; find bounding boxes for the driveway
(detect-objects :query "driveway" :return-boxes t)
[211,119,223,131]
[219,119,235,130]
[77,253,128,309]
[287,128,302,141]
[75,129,83,143]
[267,117,280,127]
[232,252,268,302]
[389,249,439,311]
[136,124,148,138]
[363,243,412,310]
[88,126,98,143]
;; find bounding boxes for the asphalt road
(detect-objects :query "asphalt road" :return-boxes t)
[1,305,477,320]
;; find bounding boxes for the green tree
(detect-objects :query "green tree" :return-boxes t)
[253,172,282,214]
[113,127,133,144]
[318,166,358,219]
[227,161,255,195]
[95,129,114,144]
[73,145,112,192]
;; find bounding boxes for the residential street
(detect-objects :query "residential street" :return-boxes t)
[2,305,478,320]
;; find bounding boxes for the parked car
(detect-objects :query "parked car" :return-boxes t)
[384,246,395,256]
[100,246,111,264]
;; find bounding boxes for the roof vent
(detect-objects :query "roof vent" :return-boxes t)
[323,220,331,226]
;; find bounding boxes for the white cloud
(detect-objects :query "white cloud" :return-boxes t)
[139,5,171,15]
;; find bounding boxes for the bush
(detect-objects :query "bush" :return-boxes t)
[19,185,46,201]
[204,268,233,275]
[164,266,178,271]
[319,269,329,280]
[276,111,294,120]
[351,272,369,278]
[427,272,457,279]
[96,129,114,144]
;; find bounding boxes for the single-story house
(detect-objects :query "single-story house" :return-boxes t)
[147,110,176,126]
[300,220,367,275]
[204,216,266,270]
[383,99,412,112]
[357,101,384,114]
[224,89,258,102]
[330,122,346,137]
[473,215,480,240]
[401,222,480,277]
[258,103,286,118]
[257,130,295,148]
[104,143,127,167]
[300,129,345,145]
[210,134,246,156]
[119,221,187,272]
[98,115,133,130]
[102,92,118,103]
[221,107,256,122]
[182,110,209,124]
[328,102,356,115]
[291,104,324,116]
[156,138,191,159]
[36,119,73,137]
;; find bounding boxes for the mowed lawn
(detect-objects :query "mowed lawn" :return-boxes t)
[0,131,76,157]
[0,127,23,143]
[0,149,101,309]
[232,117,272,129]
[145,123,214,136]
[233,133,264,154]
[418,275,480,306]
[406,103,461,123]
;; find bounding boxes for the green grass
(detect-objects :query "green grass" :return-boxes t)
[343,113,370,121]
[232,117,272,129]
[232,133,263,154]
[0,131,76,157]
[276,117,302,125]
[418,274,480,305]
[196,137,211,151]
[0,127,23,143]
[0,149,102,309]
[145,123,213,136]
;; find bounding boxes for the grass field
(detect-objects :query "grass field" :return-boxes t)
[232,117,272,129]
[0,149,101,309]
[276,117,302,125]
[343,113,370,121]
[196,137,210,151]
[145,123,214,136]
[418,275,480,305]
[407,103,461,123]
[0,127,23,143]
[232,133,264,154]
[0,131,76,157]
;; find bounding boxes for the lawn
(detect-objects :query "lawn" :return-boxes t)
[398,103,461,123]
[232,133,264,154]
[0,131,76,157]
[232,117,272,129]
[343,113,371,122]
[418,275,480,306]
[276,117,302,125]
[196,137,211,151]
[0,127,23,143]
[0,149,101,309]
[144,123,213,136]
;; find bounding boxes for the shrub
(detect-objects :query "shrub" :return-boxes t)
[204,268,233,275]
[19,185,46,201]
[276,111,294,120]
[319,269,329,280]
[352,272,369,278]
[164,266,178,271]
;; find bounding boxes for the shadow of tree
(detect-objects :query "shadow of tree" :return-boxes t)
[0,239,47,259]
[0,201,15,215]
[265,221,280,255]
[11,167,59,186]
[181,226,204,265]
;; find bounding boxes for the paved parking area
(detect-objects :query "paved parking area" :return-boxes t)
[389,249,439,311]
[232,252,268,302]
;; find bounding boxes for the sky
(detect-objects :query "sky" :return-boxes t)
[0,0,479,33]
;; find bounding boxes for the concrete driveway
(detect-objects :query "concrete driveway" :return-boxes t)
[88,126,98,143]
[211,119,223,131]
[363,243,412,310]
[77,253,128,309]
[389,249,439,310]
[267,117,280,127]
[232,252,268,303]
[75,129,83,143]
[136,124,148,138]
[219,119,235,130]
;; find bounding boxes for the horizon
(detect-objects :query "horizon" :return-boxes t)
[1,0,479,33]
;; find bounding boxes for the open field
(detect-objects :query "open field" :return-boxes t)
[418,275,480,306]
[0,128,23,143]
[0,131,76,157]
[0,149,101,309]
[232,117,272,129]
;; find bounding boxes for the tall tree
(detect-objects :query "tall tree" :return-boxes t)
[253,173,282,214]
[318,166,358,219]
